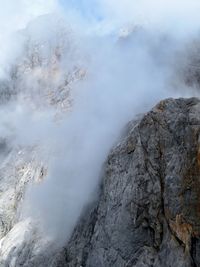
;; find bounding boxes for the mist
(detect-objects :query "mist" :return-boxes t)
[1,0,200,246]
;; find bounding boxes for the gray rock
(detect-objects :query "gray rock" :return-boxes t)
[57,97,200,267]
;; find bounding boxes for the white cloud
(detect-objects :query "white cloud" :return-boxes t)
[95,0,200,36]
[1,0,200,247]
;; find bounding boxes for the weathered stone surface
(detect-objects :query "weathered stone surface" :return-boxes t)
[57,97,200,267]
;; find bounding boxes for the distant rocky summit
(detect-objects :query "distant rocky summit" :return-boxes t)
[54,97,200,267]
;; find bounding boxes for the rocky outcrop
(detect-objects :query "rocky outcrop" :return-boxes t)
[0,145,44,239]
[56,97,200,267]
[0,146,49,267]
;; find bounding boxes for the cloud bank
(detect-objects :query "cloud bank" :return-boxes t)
[0,0,200,245]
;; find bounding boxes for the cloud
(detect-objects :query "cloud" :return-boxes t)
[1,0,200,248]
[80,0,200,37]
[20,27,176,243]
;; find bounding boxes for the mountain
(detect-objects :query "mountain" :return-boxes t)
[1,11,200,267]
[1,97,200,266]
[54,97,200,267]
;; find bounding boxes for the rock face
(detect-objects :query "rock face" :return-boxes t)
[0,146,50,267]
[1,97,200,267]
[57,97,200,267]
[0,145,44,239]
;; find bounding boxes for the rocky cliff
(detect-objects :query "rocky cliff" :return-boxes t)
[1,97,200,266]
[54,97,200,267]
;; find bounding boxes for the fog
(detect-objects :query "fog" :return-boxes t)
[0,0,200,245]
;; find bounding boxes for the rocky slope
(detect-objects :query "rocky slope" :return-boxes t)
[1,97,200,266]
[54,97,200,267]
